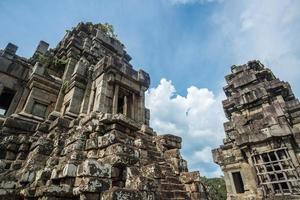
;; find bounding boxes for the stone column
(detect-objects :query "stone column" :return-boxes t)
[80,68,93,114]
[15,87,30,113]
[138,92,145,123]
[54,58,78,112]
[87,83,96,114]
[131,93,136,120]
[123,95,128,116]
[112,84,119,114]
[80,83,91,114]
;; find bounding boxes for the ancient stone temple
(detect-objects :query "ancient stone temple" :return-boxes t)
[212,61,300,200]
[0,22,207,200]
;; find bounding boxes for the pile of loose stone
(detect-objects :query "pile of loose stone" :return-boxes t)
[0,112,207,200]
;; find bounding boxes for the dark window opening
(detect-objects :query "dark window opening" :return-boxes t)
[0,88,15,116]
[266,165,273,172]
[112,165,126,188]
[117,88,133,118]
[277,173,284,180]
[31,101,47,118]
[281,182,289,190]
[270,174,276,181]
[232,171,245,193]
[274,165,281,171]
[277,150,287,159]
[269,152,277,161]
[262,153,269,162]
[117,96,125,114]
[273,183,280,191]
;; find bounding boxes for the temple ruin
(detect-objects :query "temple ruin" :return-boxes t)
[0,22,207,200]
[212,61,300,199]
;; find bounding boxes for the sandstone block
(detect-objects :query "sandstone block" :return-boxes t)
[77,159,111,177]
[167,157,188,174]
[20,171,35,184]
[98,130,132,149]
[73,177,111,194]
[156,134,182,150]
[35,185,73,197]
[180,171,201,184]
[85,138,97,150]
[0,181,16,189]
[99,154,138,166]
[141,163,164,179]
[164,149,181,159]
[184,182,202,192]
[87,149,98,159]
[101,187,142,200]
[62,163,77,177]
[105,143,135,157]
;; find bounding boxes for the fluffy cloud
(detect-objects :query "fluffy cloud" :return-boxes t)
[147,0,300,178]
[211,0,300,95]
[146,79,226,177]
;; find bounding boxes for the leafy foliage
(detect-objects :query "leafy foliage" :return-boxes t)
[36,54,67,77]
[85,22,117,38]
[96,23,117,38]
[201,176,227,200]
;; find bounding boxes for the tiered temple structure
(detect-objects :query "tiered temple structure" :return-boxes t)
[0,22,207,200]
[213,61,300,199]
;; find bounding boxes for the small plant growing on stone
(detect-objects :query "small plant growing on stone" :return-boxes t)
[36,54,67,77]
[96,23,117,38]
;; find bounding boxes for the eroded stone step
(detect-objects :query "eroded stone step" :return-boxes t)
[163,176,182,184]
[161,182,185,191]
[147,150,162,157]
[161,190,189,199]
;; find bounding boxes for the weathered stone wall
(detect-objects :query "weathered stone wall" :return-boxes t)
[213,61,300,200]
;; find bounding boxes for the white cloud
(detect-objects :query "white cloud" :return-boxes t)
[146,78,226,177]
[193,146,214,163]
[211,0,300,96]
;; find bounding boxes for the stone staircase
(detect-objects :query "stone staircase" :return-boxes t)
[159,162,189,200]
[135,130,202,200]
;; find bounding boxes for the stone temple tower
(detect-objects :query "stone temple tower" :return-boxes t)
[213,61,300,199]
[0,22,207,199]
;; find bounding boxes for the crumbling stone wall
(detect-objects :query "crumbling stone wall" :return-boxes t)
[0,22,207,200]
[213,61,300,200]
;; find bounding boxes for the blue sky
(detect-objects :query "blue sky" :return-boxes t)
[1,0,300,177]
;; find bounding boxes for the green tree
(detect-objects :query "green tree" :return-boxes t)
[201,176,227,200]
